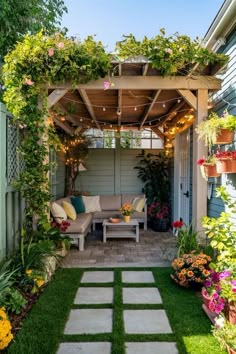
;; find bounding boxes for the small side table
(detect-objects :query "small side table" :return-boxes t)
[102,219,139,243]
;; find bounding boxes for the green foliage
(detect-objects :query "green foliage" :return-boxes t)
[201,186,236,271]
[115,30,228,76]
[0,287,27,314]
[212,320,236,351]
[2,32,111,226]
[0,260,16,292]
[134,150,169,205]
[0,0,67,59]
[196,111,236,148]
[176,223,200,257]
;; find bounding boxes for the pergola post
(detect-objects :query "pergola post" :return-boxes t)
[192,89,208,237]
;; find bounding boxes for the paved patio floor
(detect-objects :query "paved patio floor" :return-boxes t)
[61,227,177,268]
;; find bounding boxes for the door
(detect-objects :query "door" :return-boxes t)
[176,130,190,225]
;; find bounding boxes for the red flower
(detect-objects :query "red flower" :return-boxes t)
[197,158,205,165]
[172,220,184,228]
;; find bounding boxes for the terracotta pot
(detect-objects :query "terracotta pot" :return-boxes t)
[216,159,232,173]
[203,163,221,178]
[215,128,234,144]
[201,287,211,308]
[224,302,236,325]
[231,159,236,173]
[123,215,131,223]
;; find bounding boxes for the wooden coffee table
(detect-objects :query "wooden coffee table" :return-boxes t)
[102,219,139,243]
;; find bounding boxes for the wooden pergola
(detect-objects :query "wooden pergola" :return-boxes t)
[47,58,223,231]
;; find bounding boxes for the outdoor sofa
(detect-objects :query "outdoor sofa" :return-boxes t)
[50,194,147,251]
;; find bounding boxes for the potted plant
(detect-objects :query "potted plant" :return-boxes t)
[148,201,169,231]
[212,319,236,354]
[119,203,134,223]
[196,111,236,149]
[170,251,212,289]
[172,219,200,257]
[197,154,220,179]
[216,149,236,174]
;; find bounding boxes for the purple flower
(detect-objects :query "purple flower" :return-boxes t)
[210,271,220,283]
[204,279,212,288]
[231,280,236,292]
[219,270,231,279]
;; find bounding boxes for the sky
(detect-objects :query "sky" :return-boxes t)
[61,0,224,51]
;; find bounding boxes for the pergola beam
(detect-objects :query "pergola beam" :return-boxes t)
[177,90,197,110]
[151,126,166,140]
[78,89,101,130]
[53,117,75,135]
[156,100,185,127]
[47,89,68,109]
[118,89,122,126]
[55,102,81,126]
[48,76,221,90]
[140,90,162,129]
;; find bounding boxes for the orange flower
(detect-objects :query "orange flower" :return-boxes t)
[187,270,194,277]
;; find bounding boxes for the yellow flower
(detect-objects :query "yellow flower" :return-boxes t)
[36,279,45,288]
[26,269,32,275]
[0,308,13,350]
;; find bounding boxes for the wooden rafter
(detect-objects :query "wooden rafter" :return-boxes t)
[156,100,185,128]
[140,90,162,129]
[48,76,224,90]
[177,90,197,110]
[142,63,149,76]
[78,89,101,130]
[151,126,166,140]
[53,117,74,135]
[55,102,81,126]
[47,89,68,109]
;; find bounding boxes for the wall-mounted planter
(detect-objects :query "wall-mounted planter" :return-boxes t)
[202,163,221,178]
[215,128,234,145]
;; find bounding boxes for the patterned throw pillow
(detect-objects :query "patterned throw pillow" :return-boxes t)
[71,196,85,213]
[82,195,101,213]
[132,197,146,212]
[50,202,67,223]
[62,201,77,220]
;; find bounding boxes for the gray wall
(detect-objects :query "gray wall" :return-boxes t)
[207,27,236,217]
[55,147,161,197]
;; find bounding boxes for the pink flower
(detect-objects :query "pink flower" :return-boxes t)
[103,81,110,90]
[165,48,173,55]
[48,48,54,56]
[219,270,231,279]
[25,78,34,86]
[56,42,65,49]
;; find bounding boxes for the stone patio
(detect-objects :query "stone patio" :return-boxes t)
[61,227,177,268]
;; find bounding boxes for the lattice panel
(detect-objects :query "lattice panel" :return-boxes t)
[7,117,19,185]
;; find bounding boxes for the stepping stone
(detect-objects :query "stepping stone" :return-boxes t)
[123,310,172,334]
[123,287,162,304]
[57,342,111,354]
[125,342,178,354]
[122,271,154,283]
[74,287,113,304]
[81,271,113,283]
[64,309,113,334]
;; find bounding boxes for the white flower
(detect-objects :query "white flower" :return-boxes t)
[214,315,225,329]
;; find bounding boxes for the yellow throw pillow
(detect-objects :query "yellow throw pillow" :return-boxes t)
[132,197,146,212]
[62,201,76,220]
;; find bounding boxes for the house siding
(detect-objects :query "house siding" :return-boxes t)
[207,27,236,218]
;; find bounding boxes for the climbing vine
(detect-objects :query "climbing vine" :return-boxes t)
[2,30,228,227]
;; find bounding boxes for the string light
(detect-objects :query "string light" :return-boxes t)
[134,106,137,111]
[103,107,106,111]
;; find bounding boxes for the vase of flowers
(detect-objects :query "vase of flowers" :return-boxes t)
[148,201,169,231]
[120,203,134,222]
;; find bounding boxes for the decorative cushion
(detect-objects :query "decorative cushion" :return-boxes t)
[50,202,67,223]
[62,201,77,220]
[82,195,101,213]
[132,197,146,212]
[71,196,85,214]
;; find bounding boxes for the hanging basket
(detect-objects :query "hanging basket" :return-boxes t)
[215,129,234,145]
[202,163,221,178]
[216,159,232,173]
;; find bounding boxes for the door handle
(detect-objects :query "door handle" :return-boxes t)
[183,191,189,198]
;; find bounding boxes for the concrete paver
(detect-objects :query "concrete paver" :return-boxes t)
[74,287,113,304]
[81,271,113,283]
[122,271,155,283]
[125,342,178,354]
[57,342,111,354]
[64,309,113,334]
[123,309,172,334]
[123,287,162,304]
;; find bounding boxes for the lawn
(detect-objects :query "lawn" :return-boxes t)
[7,267,225,354]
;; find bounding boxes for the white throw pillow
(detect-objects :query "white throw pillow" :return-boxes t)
[82,195,101,213]
[50,202,67,223]
[132,197,146,212]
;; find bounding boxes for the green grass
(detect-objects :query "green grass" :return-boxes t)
[7,267,226,354]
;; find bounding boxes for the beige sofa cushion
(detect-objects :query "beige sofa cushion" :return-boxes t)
[121,194,145,205]
[64,213,93,234]
[100,195,121,211]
